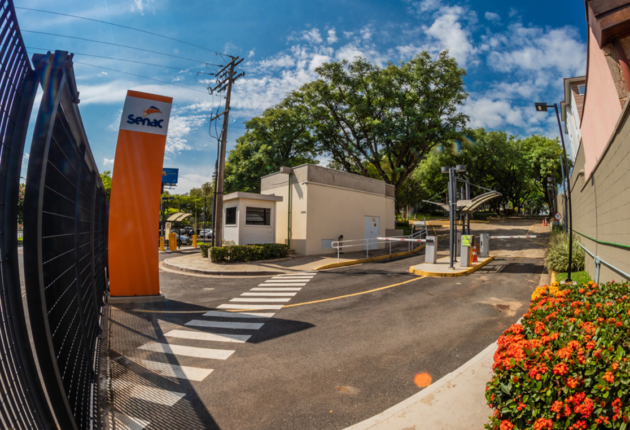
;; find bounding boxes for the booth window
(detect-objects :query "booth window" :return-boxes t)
[246,207,271,226]
[226,207,237,225]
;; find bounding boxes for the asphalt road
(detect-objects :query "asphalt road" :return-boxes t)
[109,247,544,430]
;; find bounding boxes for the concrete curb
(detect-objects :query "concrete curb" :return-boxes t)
[344,342,496,430]
[314,244,426,271]
[163,258,286,276]
[550,271,557,284]
[408,256,494,277]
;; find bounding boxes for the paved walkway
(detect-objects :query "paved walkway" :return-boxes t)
[162,243,414,276]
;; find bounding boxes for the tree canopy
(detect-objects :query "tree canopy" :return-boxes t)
[292,52,468,193]
[224,100,319,194]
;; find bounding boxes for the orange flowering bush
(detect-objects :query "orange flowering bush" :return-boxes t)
[486,281,630,429]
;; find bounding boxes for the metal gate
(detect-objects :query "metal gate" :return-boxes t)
[23,50,108,430]
[0,1,58,428]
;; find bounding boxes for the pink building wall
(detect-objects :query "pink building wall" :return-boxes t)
[580,27,623,178]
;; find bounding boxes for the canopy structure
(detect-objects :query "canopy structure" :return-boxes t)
[422,191,501,214]
[166,212,192,222]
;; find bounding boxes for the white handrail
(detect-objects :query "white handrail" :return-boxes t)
[331,229,426,261]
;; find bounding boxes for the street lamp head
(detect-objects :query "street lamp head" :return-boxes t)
[455,164,466,172]
[535,103,548,112]
[441,166,450,174]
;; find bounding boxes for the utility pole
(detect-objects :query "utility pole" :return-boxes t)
[208,56,244,247]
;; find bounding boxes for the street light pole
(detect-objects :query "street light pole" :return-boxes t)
[535,102,573,282]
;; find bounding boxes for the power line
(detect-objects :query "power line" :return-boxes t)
[22,30,205,63]
[73,61,207,93]
[15,6,229,57]
[26,47,190,71]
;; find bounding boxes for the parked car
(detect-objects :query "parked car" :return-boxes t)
[164,233,192,248]
[201,229,213,239]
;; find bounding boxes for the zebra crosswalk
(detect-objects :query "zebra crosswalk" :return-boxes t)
[110,271,317,429]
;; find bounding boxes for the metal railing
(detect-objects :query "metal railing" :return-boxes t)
[580,244,630,283]
[331,228,428,262]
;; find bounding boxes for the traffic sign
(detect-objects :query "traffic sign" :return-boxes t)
[162,168,178,184]
[554,212,562,221]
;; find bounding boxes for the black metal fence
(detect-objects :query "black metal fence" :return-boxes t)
[0,1,59,429]
[23,50,108,430]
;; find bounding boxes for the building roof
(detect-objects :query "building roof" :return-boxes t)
[166,212,192,222]
[223,192,283,202]
[261,164,396,199]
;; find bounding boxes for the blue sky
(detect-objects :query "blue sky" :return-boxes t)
[17,0,587,193]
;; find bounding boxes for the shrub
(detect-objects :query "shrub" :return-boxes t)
[486,280,630,430]
[209,243,289,263]
[545,231,585,272]
[200,243,210,258]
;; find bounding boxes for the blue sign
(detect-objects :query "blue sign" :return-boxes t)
[162,168,178,184]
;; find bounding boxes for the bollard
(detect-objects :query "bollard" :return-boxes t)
[425,236,438,264]
[456,232,462,257]
[160,236,165,252]
[480,233,489,258]
[460,235,472,267]
[192,235,197,248]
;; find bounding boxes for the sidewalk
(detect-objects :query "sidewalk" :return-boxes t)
[162,243,418,276]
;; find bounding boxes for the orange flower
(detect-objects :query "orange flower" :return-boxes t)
[603,372,615,384]
[499,420,514,430]
[612,362,619,371]
[553,363,569,376]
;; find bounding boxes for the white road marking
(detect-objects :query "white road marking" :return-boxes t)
[259,283,306,287]
[140,359,213,381]
[264,279,311,283]
[110,411,150,430]
[185,320,264,330]
[270,276,314,279]
[251,288,301,291]
[202,310,275,318]
[112,380,185,406]
[274,272,316,276]
[218,304,284,310]
[241,292,296,297]
[230,298,291,303]
[138,342,235,360]
[165,329,250,343]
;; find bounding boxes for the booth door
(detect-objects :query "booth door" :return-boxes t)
[364,216,380,250]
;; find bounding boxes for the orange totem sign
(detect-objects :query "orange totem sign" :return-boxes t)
[109,90,172,298]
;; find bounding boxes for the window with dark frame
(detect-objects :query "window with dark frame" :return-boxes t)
[246,207,271,226]
[577,84,585,95]
[226,207,237,225]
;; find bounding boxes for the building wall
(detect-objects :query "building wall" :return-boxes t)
[222,198,277,245]
[304,183,396,256]
[568,101,630,282]
[580,26,624,178]
[261,164,396,256]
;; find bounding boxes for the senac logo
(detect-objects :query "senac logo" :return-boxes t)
[127,105,164,128]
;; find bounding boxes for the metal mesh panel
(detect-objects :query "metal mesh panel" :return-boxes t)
[0,1,55,429]
[24,50,108,430]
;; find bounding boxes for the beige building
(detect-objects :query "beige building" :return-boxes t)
[261,164,396,256]
[222,192,282,245]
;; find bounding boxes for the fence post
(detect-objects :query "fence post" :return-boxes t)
[595,257,600,284]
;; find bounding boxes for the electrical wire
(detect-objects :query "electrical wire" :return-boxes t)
[21,30,205,63]
[15,6,229,56]
[26,47,190,71]
[73,61,207,93]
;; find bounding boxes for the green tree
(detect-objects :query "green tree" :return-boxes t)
[100,171,112,202]
[224,100,319,193]
[17,183,25,224]
[293,51,468,193]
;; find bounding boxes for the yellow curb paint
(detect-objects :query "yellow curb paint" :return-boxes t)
[409,256,494,278]
[315,244,426,271]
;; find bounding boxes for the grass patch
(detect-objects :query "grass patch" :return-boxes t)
[555,270,591,285]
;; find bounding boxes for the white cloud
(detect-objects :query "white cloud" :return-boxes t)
[422,6,476,67]
[461,97,527,129]
[97,71,108,77]
[509,7,518,17]
[360,26,373,40]
[165,115,207,154]
[485,12,500,22]
[175,173,214,194]
[130,0,154,14]
[248,49,256,58]
[327,28,338,44]
[300,28,323,44]
[405,0,442,14]
[103,158,114,167]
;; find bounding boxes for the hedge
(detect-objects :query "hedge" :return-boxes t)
[207,243,289,263]
[200,243,210,258]
[486,280,630,430]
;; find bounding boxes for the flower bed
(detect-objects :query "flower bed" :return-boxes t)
[486,281,630,430]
